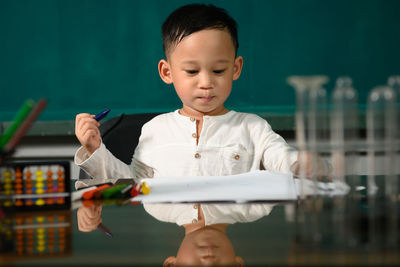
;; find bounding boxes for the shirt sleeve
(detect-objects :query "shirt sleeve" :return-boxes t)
[74,142,134,184]
[130,118,158,179]
[74,117,157,186]
[258,120,298,173]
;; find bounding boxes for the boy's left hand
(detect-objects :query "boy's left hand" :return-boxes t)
[290,152,332,180]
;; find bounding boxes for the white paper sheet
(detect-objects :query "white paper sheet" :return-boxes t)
[132,170,298,203]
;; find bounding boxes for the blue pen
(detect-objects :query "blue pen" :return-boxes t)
[94,109,111,121]
[97,223,113,238]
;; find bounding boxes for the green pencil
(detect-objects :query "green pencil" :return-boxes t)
[0,99,35,150]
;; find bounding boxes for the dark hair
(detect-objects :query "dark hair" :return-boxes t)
[162,4,239,57]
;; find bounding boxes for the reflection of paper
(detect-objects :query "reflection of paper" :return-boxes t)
[133,170,297,203]
[294,179,351,196]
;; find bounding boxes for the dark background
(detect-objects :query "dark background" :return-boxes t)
[0,0,399,121]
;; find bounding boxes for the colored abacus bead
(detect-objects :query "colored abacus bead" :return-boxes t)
[35,169,43,177]
[57,167,64,177]
[47,169,53,179]
[4,183,12,190]
[36,216,45,223]
[47,215,54,223]
[15,167,24,195]
[4,170,13,196]
[36,187,45,194]
[25,168,34,195]
[35,168,46,206]
[3,200,13,207]
[15,199,24,206]
[35,199,45,206]
[15,167,22,178]
[48,244,55,252]
[46,197,54,205]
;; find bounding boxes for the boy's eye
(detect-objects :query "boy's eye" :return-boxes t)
[185,70,198,74]
[213,69,226,74]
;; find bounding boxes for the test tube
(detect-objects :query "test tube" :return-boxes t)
[366,85,398,248]
[330,77,359,248]
[388,75,400,93]
[366,86,398,197]
[388,75,400,141]
[386,77,400,247]
[287,75,329,248]
[287,75,329,194]
[330,77,359,187]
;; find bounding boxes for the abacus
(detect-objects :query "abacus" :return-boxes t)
[0,210,72,259]
[0,160,71,211]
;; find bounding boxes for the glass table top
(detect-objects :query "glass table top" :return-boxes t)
[2,195,400,266]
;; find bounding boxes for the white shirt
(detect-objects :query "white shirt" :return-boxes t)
[75,110,298,225]
[143,203,276,226]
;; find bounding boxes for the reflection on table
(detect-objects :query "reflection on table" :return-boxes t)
[1,182,400,265]
[0,210,72,265]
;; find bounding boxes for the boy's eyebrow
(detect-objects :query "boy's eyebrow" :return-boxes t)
[215,59,231,63]
[181,60,198,65]
[181,59,231,65]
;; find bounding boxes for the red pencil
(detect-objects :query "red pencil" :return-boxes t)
[82,184,111,200]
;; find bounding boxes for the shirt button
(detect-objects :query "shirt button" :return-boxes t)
[192,219,198,223]
[234,154,240,160]
[194,153,201,159]
[192,133,197,138]
[190,117,195,122]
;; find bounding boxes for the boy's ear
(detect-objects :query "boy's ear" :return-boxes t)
[233,56,243,81]
[163,256,176,267]
[158,59,173,84]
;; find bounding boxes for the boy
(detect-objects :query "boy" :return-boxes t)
[75,3,299,186]
[75,3,331,237]
[75,4,328,265]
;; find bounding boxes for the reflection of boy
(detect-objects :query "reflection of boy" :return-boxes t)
[149,203,275,266]
[77,201,275,266]
[165,223,244,266]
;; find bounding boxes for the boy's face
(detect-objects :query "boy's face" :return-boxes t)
[164,227,244,266]
[159,29,243,117]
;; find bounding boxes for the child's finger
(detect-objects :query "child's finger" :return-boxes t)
[76,122,94,141]
[76,123,100,148]
[78,119,100,135]
[83,205,102,219]
[75,113,99,132]
[81,127,100,143]
[76,117,100,136]
[75,113,91,128]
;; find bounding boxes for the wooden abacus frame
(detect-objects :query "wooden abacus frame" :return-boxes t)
[0,160,71,211]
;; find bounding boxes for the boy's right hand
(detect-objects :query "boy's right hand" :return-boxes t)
[77,204,102,232]
[75,113,101,157]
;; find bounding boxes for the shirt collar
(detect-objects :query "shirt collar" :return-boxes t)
[174,109,235,121]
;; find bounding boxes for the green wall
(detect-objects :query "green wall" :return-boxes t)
[0,0,399,120]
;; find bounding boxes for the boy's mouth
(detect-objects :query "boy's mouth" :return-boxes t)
[198,96,215,102]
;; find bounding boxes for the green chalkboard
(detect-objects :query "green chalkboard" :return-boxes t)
[0,0,399,120]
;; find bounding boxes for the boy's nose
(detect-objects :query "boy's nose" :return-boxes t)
[198,73,213,89]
